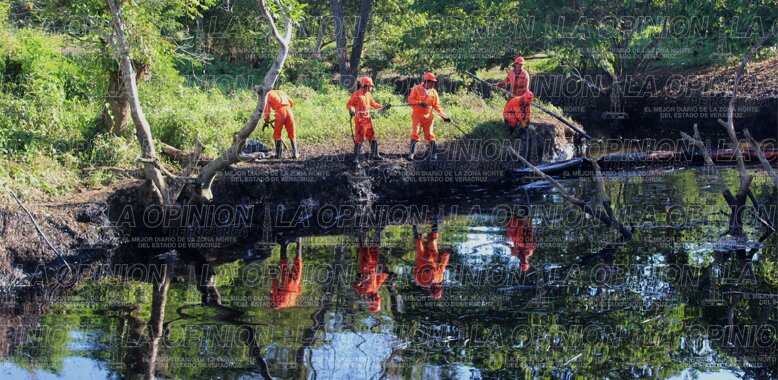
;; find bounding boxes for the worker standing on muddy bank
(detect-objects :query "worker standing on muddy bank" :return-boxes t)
[496,56,530,97]
[347,76,390,165]
[503,90,534,136]
[263,88,298,159]
[407,72,451,161]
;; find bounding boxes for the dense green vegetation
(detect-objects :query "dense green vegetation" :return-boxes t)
[1,0,776,198]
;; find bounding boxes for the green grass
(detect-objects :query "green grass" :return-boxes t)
[0,26,514,200]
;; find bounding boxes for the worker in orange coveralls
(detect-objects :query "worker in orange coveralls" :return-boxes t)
[352,232,389,313]
[503,91,534,131]
[263,89,298,159]
[347,76,390,165]
[269,238,303,309]
[506,214,536,272]
[413,223,449,299]
[496,56,531,97]
[503,90,535,152]
[406,72,451,161]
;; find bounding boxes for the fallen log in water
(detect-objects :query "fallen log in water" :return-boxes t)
[511,149,778,177]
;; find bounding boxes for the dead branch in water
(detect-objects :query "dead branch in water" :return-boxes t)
[682,24,778,238]
[744,129,778,192]
[505,146,632,239]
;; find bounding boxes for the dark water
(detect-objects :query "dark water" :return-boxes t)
[2,167,777,379]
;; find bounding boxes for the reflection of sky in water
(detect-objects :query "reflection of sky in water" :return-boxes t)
[307,331,395,379]
[1,357,112,380]
[66,330,107,352]
[454,226,516,267]
[666,368,743,380]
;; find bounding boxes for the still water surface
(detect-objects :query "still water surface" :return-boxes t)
[2,167,776,379]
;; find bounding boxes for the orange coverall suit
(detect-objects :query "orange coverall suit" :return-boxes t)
[506,216,537,272]
[264,90,296,141]
[408,84,444,142]
[497,69,530,97]
[413,232,449,289]
[503,91,534,129]
[353,246,388,312]
[346,90,383,144]
[270,255,303,309]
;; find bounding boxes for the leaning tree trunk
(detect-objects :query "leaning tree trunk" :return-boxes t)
[106,0,171,205]
[193,0,294,203]
[348,0,372,80]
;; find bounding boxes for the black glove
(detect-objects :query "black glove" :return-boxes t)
[417,102,428,108]
[442,116,452,123]
[382,104,391,111]
[349,109,356,118]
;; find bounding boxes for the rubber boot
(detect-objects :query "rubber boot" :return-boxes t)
[406,140,417,161]
[274,140,282,159]
[352,143,362,165]
[290,140,299,159]
[370,140,384,160]
[429,141,438,161]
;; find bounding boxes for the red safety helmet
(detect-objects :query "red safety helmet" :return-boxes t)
[358,76,374,87]
[423,72,438,82]
[514,56,525,65]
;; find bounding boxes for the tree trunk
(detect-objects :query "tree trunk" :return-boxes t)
[106,0,171,205]
[330,0,354,88]
[348,0,372,80]
[194,0,293,203]
[102,66,130,135]
[103,61,149,135]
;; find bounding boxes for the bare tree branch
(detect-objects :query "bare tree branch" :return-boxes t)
[744,129,778,192]
[723,23,778,187]
[3,185,71,271]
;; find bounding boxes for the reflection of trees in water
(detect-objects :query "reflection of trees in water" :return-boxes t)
[123,260,169,379]
[5,179,777,379]
[115,255,273,380]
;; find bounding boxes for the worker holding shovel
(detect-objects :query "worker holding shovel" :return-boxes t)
[347,76,390,165]
[407,72,452,161]
[263,88,298,159]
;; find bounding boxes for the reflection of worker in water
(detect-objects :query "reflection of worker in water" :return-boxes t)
[506,214,536,272]
[270,238,303,309]
[413,223,449,299]
[352,231,389,313]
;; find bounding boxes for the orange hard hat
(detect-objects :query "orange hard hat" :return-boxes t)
[423,72,438,82]
[514,56,525,64]
[359,76,374,87]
